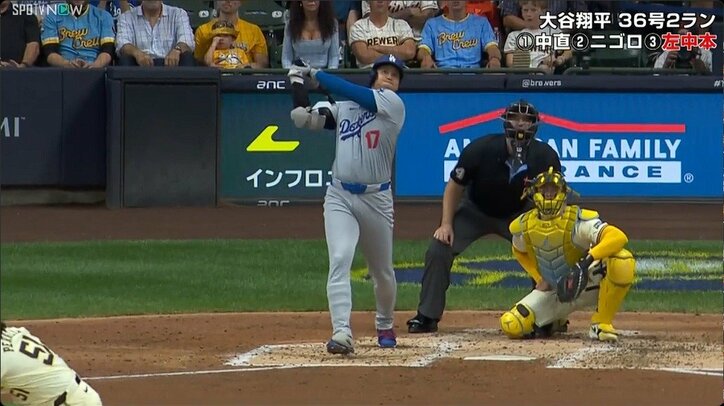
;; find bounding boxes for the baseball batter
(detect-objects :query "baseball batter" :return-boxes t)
[287,54,406,354]
[500,168,636,342]
[1,322,102,406]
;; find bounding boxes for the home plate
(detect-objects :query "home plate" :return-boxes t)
[464,355,537,361]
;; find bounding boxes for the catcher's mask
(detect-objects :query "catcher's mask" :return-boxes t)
[501,100,539,172]
[522,167,573,218]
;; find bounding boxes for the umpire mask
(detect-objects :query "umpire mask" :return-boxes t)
[502,100,539,173]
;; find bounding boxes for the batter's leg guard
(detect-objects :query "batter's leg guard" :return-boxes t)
[590,249,635,341]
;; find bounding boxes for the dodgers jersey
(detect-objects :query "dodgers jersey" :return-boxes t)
[313,88,405,185]
[41,5,114,63]
[419,13,497,68]
[1,326,76,405]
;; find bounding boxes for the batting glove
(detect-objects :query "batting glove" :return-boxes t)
[287,59,319,87]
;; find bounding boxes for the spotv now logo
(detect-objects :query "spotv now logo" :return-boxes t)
[12,2,83,16]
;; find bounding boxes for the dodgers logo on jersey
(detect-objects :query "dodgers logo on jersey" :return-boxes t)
[340,111,377,141]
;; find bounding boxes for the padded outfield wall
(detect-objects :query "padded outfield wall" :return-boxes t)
[1,68,721,206]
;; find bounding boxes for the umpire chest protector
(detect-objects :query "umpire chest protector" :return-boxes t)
[517,206,587,282]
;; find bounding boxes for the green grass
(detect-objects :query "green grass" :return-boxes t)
[0,239,721,320]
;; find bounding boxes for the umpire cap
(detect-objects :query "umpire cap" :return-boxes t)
[369,54,406,86]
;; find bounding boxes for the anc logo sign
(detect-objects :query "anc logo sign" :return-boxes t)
[351,252,720,291]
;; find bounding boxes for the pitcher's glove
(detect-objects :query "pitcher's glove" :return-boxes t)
[287,59,319,87]
[556,254,593,303]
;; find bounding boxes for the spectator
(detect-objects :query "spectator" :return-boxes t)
[503,0,571,73]
[274,0,361,64]
[499,0,586,33]
[194,0,268,68]
[204,20,246,69]
[332,0,361,43]
[41,0,114,68]
[91,0,137,21]
[654,28,712,74]
[282,0,339,69]
[332,0,361,67]
[25,0,65,27]
[349,0,416,68]
[116,0,195,66]
[362,0,439,40]
[440,0,502,36]
[0,0,40,67]
[417,0,501,69]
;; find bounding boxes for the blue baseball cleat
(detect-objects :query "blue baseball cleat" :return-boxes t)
[377,329,397,348]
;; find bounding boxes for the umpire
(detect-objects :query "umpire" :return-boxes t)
[407,99,562,333]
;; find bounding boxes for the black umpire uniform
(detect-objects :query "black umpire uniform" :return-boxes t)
[408,100,562,333]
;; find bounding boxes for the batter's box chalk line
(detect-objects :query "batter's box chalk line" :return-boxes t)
[224,328,639,370]
[548,344,617,369]
[464,355,537,361]
[82,329,722,381]
[224,336,466,369]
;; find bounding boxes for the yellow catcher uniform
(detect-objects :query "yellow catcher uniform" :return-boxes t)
[194,18,268,65]
[499,168,635,342]
[1,324,102,406]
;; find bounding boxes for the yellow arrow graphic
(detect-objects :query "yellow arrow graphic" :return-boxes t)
[246,125,300,152]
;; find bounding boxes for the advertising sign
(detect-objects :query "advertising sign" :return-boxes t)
[395,92,723,198]
[0,72,64,185]
[220,93,336,202]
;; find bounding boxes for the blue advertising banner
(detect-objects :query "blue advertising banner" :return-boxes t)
[395,92,723,198]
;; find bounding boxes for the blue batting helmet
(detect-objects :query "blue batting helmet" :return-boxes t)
[369,54,405,87]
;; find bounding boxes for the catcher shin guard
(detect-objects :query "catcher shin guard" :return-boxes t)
[591,249,635,326]
[500,303,535,338]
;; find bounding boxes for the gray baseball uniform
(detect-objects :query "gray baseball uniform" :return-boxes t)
[313,87,405,339]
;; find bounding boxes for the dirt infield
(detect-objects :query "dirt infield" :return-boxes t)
[1,202,722,405]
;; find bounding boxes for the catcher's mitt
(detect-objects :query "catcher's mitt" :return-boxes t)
[556,254,594,302]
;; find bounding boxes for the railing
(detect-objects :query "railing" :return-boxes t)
[562,67,713,75]
[219,67,552,76]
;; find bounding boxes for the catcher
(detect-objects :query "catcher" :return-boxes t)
[499,167,636,342]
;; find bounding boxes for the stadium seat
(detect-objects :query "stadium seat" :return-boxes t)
[579,31,643,68]
[238,0,286,30]
[165,0,214,30]
[238,0,287,68]
[588,48,643,68]
[266,32,283,68]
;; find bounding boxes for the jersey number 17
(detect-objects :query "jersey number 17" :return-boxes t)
[365,130,380,149]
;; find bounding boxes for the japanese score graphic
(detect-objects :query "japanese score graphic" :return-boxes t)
[514,11,718,53]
